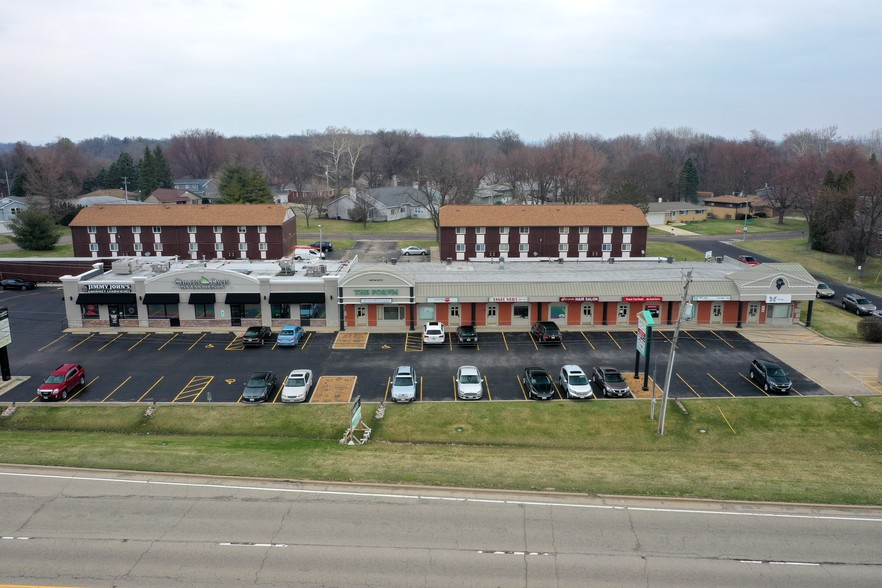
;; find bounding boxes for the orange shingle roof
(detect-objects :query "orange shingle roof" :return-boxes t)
[440,204,648,227]
[69,204,292,227]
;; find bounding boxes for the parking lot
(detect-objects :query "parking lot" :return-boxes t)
[2,286,828,405]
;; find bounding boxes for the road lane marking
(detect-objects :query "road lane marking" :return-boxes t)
[739,373,770,397]
[137,377,165,402]
[484,376,492,401]
[225,336,243,351]
[102,376,132,402]
[501,332,509,351]
[384,377,391,403]
[517,375,528,400]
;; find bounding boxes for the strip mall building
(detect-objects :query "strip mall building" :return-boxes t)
[60,255,822,331]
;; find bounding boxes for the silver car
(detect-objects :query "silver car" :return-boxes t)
[842,293,876,316]
[391,365,417,402]
[559,364,594,399]
[456,366,484,400]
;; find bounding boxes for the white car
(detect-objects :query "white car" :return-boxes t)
[423,321,445,344]
[400,246,428,256]
[280,369,313,402]
[391,365,417,402]
[293,247,325,261]
[456,366,484,400]
[558,364,594,399]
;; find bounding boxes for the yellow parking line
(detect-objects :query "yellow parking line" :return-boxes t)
[739,373,770,396]
[66,376,99,402]
[128,333,150,351]
[676,373,701,397]
[225,336,243,351]
[98,333,124,351]
[606,331,622,350]
[271,382,283,403]
[484,376,492,401]
[102,376,131,402]
[39,333,69,352]
[706,373,735,397]
[384,377,391,403]
[452,375,457,401]
[553,382,564,400]
[684,330,706,349]
[173,376,214,402]
[501,332,509,351]
[529,334,538,350]
[68,333,95,351]
[137,377,164,402]
[157,333,179,351]
[300,332,313,349]
[517,375,528,400]
[580,331,595,350]
[188,333,207,351]
[710,331,734,349]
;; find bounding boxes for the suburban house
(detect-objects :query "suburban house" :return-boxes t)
[439,204,649,261]
[144,188,201,205]
[645,201,708,226]
[326,187,434,222]
[700,194,773,219]
[275,184,336,205]
[69,204,296,260]
[0,196,27,234]
[173,178,221,203]
[74,189,136,207]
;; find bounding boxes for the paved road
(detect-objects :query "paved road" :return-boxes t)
[1,466,880,587]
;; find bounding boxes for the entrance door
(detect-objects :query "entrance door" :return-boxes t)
[448,305,461,326]
[356,305,368,327]
[747,302,760,324]
[230,304,243,327]
[486,304,498,326]
[711,302,723,324]
[512,304,530,326]
[616,303,629,325]
[580,303,593,326]
[108,304,120,327]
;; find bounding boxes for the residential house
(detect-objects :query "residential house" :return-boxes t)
[439,204,649,261]
[0,196,27,234]
[326,187,433,221]
[645,201,708,226]
[69,204,296,260]
[700,194,773,220]
[173,178,221,203]
[144,188,201,205]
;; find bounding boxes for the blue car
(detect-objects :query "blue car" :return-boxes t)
[276,325,305,347]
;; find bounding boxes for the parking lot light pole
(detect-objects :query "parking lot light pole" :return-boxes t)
[319,224,322,254]
[658,270,692,436]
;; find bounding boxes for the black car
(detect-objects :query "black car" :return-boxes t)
[522,367,555,400]
[1,277,37,290]
[455,325,478,346]
[591,366,631,398]
[242,371,277,402]
[530,321,562,344]
[242,326,273,347]
[749,359,792,394]
[310,241,333,252]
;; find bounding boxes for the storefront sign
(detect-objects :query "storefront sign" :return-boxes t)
[766,294,792,304]
[360,298,393,304]
[490,296,528,302]
[428,297,458,303]
[80,283,132,293]
[693,295,731,301]
[174,276,232,290]
[622,296,662,302]
[0,307,11,348]
[559,296,599,302]
[354,288,399,296]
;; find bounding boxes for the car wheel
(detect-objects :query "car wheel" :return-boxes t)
[421,251,427,256]
[749,369,754,380]
[855,308,861,315]
[62,389,67,400]
[764,383,770,392]
[21,285,27,291]
[79,376,85,386]
[842,302,847,309]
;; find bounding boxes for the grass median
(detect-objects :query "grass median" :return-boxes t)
[1,397,880,504]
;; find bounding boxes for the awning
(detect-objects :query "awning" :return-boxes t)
[142,293,180,304]
[268,292,326,304]
[225,293,261,304]
[75,293,137,305]
[188,293,216,304]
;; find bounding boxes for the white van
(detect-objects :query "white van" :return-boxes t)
[293,247,325,261]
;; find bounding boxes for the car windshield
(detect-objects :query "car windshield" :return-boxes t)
[604,372,624,383]
[856,297,871,304]
[569,374,589,386]
[245,328,260,336]
[45,375,65,384]
[767,367,787,377]
[286,376,306,386]
[459,327,475,336]
[818,283,829,289]
[427,329,442,335]
[461,374,480,384]
[394,376,413,386]
[247,376,267,386]
[532,374,551,385]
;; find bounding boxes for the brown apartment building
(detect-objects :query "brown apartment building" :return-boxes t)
[69,204,297,260]
[439,204,649,261]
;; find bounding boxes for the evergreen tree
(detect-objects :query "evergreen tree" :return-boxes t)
[106,152,138,194]
[608,180,649,213]
[138,146,157,196]
[9,199,61,250]
[153,146,174,189]
[677,158,700,202]
[218,163,273,203]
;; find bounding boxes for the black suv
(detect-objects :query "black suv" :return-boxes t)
[242,326,273,347]
[530,321,562,344]
[749,359,792,394]
[456,325,478,346]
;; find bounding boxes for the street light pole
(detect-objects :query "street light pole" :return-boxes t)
[658,269,693,436]
[318,224,322,257]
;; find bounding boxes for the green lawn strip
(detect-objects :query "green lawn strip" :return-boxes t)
[295,217,436,235]
[800,298,865,342]
[1,397,879,504]
[0,243,73,258]
[678,218,808,235]
[645,242,707,262]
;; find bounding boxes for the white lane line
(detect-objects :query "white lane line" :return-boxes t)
[220,542,287,547]
[740,560,820,566]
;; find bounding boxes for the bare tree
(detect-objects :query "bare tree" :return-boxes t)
[545,133,607,203]
[166,128,227,178]
[782,126,839,158]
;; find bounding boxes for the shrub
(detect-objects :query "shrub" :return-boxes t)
[856,317,882,342]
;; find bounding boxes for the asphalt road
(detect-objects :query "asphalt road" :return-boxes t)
[1,466,880,587]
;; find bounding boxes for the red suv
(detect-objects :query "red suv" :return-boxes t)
[37,364,85,400]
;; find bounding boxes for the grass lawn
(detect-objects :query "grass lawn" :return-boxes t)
[2,398,880,505]
[679,217,808,235]
[295,216,436,235]
[0,243,73,258]
[645,242,707,262]
[800,298,866,342]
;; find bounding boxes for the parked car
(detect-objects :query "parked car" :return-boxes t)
[36,363,85,401]
[400,246,428,256]
[870,309,882,319]
[749,359,792,394]
[737,255,760,265]
[293,247,325,261]
[530,321,562,344]
[591,366,631,398]
[522,367,555,400]
[456,365,484,400]
[455,325,478,346]
[558,364,594,399]
[242,371,277,403]
[390,365,417,402]
[815,283,835,299]
[423,321,446,345]
[841,293,877,316]
[242,326,273,347]
[310,241,333,252]
[1,277,37,290]
[276,325,305,347]
[280,369,313,402]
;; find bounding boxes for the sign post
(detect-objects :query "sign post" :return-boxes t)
[340,395,372,445]
[635,311,654,390]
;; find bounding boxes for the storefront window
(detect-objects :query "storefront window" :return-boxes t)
[147,304,180,319]
[513,304,529,319]
[272,304,291,319]
[241,304,261,319]
[81,304,99,319]
[382,306,405,321]
[194,304,215,319]
[550,304,566,320]
[417,305,436,321]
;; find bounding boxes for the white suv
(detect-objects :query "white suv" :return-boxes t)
[558,365,594,399]
[422,321,445,344]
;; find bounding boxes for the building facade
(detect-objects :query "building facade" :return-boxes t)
[439,205,649,261]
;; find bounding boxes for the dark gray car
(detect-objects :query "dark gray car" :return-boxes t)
[749,359,792,394]
[242,371,277,402]
[841,294,876,316]
[591,366,631,398]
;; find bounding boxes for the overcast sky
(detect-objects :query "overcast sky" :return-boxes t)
[4,0,880,145]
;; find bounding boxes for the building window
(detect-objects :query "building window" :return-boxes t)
[89,243,98,252]
[194,304,215,319]
[413,207,422,214]
[559,227,569,234]
[259,243,268,251]
[513,304,529,319]
[579,226,588,234]
[154,243,163,252]
[578,243,588,252]
[133,243,143,252]
[81,304,99,319]
[214,243,223,251]
[456,226,465,234]
[87,226,96,234]
[382,306,405,321]
[475,227,485,235]
[603,226,613,234]
[450,305,460,317]
[550,304,566,320]
[455,244,465,253]
[152,227,161,234]
[499,243,509,252]
[476,243,485,253]
[239,243,248,251]
[499,227,509,235]
[188,243,199,252]
[213,226,222,234]
[109,243,119,252]
[258,225,267,233]
[622,243,632,251]
[271,304,291,319]
[623,226,632,234]
[519,227,529,234]
[558,243,568,252]
[147,304,179,319]
[237,226,247,233]
[602,243,612,252]
[187,226,197,234]
[131,226,141,234]
[108,226,117,234]
[518,243,529,253]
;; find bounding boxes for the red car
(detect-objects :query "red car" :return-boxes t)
[37,364,85,400]
[737,255,761,265]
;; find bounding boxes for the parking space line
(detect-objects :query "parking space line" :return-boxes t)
[606,331,622,350]
[300,332,313,349]
[419,376,423,402]
[157,333,179,351]
[452,375,457,401]
[137,377,165,402]
[739,373,770,396]
[706,373,735,397]
[225,336,243,351]
[66,376,99,402]
[102,376,132,402]
[405,332,422,352]
[384,377,391,403]
[128,333,151,351]
[271,382,283,403]
[484,376,492,401]
[501,332,509,351]
[68,333,96,351]
[517,375,528,400]
[684,330,706,349]
[187,333,207,351]
[676,373,701,397]
[553,382,564,400]
[98,333,124,351]
[529,334,538,350]
[173,376,214,402]
[580,332,595,350]
[710,331,734,349]
[39,333,69,352]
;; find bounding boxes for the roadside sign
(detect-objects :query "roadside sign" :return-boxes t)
[350,395,362,430]
[0,308,11,348]
[636,311,653,356]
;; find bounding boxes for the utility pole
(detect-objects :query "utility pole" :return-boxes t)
[658,269,693,436]
[122,176,129,204]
